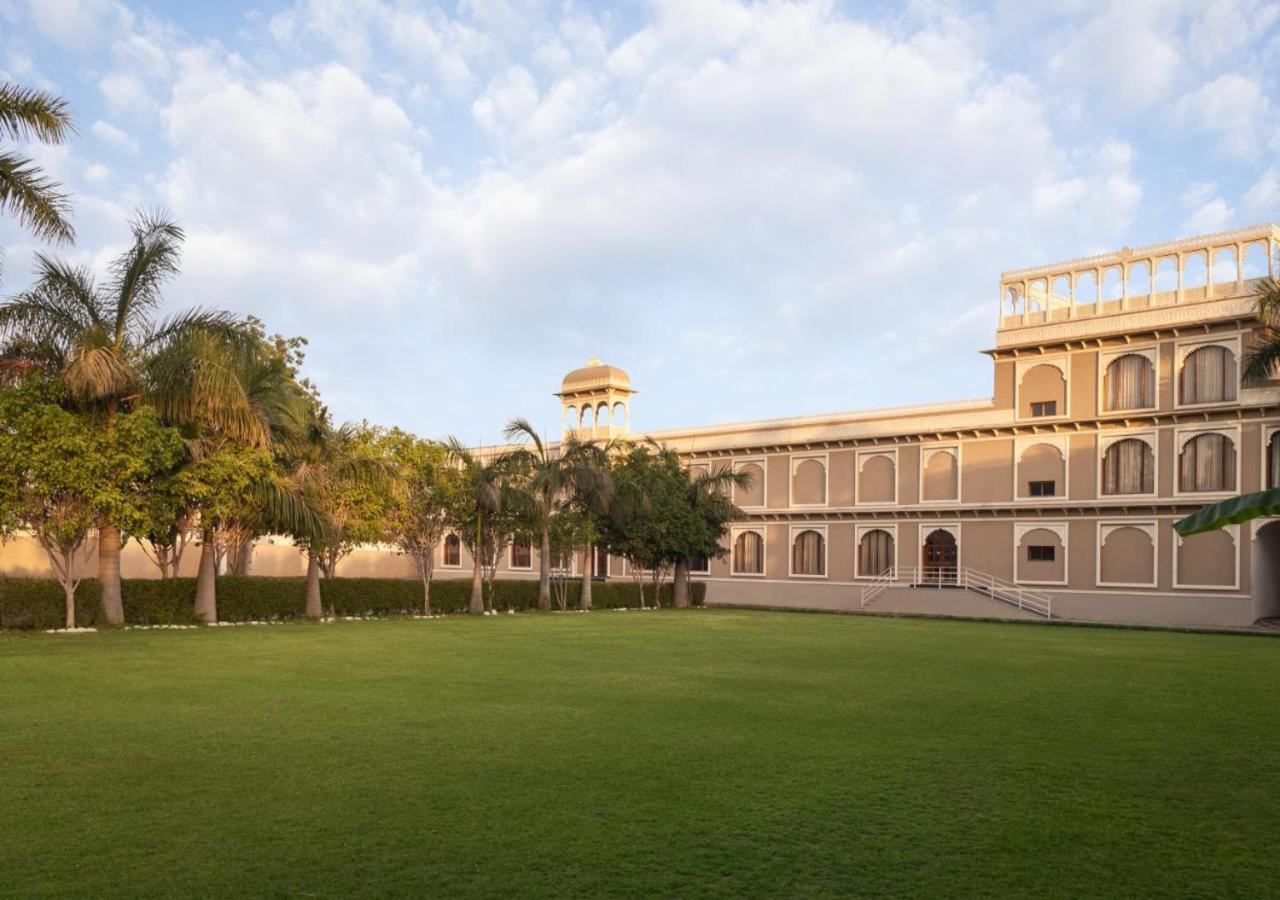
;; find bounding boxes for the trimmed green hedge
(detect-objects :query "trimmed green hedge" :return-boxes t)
[0,576,705,629]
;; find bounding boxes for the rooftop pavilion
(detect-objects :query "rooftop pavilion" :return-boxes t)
[996,224,1280,347]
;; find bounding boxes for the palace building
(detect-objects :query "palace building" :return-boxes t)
[2,225,1278,627]
[504,224,1280,628]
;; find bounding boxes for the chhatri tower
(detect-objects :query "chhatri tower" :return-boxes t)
[556,356,635,439]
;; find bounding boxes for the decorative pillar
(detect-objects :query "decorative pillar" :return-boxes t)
[1176,253,1183,304]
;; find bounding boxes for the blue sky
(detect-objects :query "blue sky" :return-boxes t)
[2,0,1278,442]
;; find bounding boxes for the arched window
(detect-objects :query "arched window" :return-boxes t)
[1104,354,1155,411]
[1101,439,1155,495]
[1269,432,1280,489]
[857,529,894,577]
[510,536,532,569]
[1179,433,1236,493]
[612,401,626,427]
[732,531,763,575]
[1180,345,1237,404]
[443,534,461,567]
[565,405,577,427]
[791,530,825,576]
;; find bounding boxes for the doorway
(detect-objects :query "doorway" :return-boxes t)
[922,529,958,586]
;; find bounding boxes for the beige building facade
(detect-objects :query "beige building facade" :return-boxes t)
[3,226,1279,628]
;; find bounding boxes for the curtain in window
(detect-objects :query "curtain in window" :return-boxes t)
[510,539,531,568]
[1179,433,1235,492]
[792,530,825,576]
[444,535,460,566]
[1270,434,1280,489]
[1106,355,1154,410]
[858,530,894,577]
[733,532,763,574]
[1180,346,1236,404]
[1102,439,1154,494]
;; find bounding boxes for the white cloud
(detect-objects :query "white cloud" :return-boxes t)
[90,119,137,152]
[1185,198,1234,233]
[1173,73,1271,159]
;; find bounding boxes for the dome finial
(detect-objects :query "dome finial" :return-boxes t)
[586,355,602,367]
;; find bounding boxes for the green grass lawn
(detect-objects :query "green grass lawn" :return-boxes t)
[2,611,1278,898]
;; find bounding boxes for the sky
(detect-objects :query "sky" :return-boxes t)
[1,0,1279,443]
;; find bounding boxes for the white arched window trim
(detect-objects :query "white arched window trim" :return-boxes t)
[855,524,898,580]
[789,453,829,508]
[729,526,766,578]
[1013,522,1069,587]
[788,525,828,579]
[1173,427,1240,497]
[918,445,961,505]
[1172,524,1240,591]
[731,458,768,509]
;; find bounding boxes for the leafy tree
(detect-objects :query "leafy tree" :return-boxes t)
[0,81,75,243]
[598,443,697,608]
[0,377,182,627]
[383,429,455,615]
[671,458,750,607]
[0,212,264,624]
[558,437,613,610]
[289,420,390,619]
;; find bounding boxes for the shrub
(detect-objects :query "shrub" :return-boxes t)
[0,575,704,628]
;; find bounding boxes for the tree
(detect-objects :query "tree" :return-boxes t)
[0,211,265,624]
[598,443,695,609]
[502,419,610,611]
[0,81,75,243]
[383,429,455,615]
[0,377,182,627]
[1243,277,1280,382]
[445,438,522,613]
[559,437,613,610]
[289,419,390,619]
[671,458,750,607]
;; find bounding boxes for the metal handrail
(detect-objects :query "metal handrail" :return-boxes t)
[856,564,1052,618]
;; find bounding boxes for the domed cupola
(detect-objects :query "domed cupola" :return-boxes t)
[556,356,635,437]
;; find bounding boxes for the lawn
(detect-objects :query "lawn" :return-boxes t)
[2,611,1278,898]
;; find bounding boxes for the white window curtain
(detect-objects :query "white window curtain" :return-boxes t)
[733,532,763,574]
[858,530,894,577]
[1180,346,1236,404]
[792,530,825,576]
[1102,439,1155,495]
[1106,355,1154,410]
[1179,434,1236,492]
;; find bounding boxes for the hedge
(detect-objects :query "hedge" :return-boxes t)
[0,575,705,629]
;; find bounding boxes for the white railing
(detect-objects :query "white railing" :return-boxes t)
[857,565,1052,618]
[859,568,897,608]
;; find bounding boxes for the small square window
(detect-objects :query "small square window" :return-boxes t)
[1029,480,1056,497]
[1027,545,1055,562]
[689,553,710,574]
[1030,401,1058,417]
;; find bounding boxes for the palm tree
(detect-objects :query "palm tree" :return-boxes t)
[446,437,517,614]
[1243,277,1280,382]
[0,211,263,623]
[502,418,571,611]
[180,339,319,622]
[560,436,614,610]
[0,81,75,243]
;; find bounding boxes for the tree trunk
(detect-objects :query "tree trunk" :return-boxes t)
[418,552,433,616]
[63,580,77,630]
[194,530,217,623]
[538,526,551,611]
[233,540,253,575]
[673,558,690,608]
[98,522,124,625]
[470,557,485,613]
[305,553,322,620]
[580,542,593,610]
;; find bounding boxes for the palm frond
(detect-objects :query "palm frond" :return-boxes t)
[110,209,184,340]
[0,150,74,243]
[0,82,75,143]
[64,339,138,402]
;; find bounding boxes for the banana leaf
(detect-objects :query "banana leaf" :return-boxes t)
[1174,488,1280,536]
